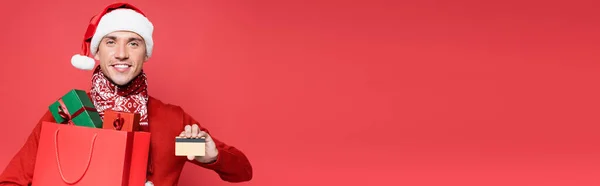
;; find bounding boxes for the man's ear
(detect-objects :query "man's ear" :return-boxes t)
[94,38,102,60]
[143,50,148,62]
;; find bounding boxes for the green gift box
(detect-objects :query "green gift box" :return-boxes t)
[49,89,103,128]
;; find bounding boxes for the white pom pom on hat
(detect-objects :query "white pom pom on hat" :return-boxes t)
[72,3,154,70]
[71,54,96,70]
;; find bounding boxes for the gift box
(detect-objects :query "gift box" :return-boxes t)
[32,122,151,186]
[103,110,141,132]
[49,89,102,128]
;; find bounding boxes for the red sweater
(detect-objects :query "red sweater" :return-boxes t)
[0,96,253,185]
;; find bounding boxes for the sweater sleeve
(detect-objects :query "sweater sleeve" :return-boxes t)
[181,110,253,183]
[0,111,54,186]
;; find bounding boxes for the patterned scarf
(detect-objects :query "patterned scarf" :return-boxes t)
[90,66,149,128]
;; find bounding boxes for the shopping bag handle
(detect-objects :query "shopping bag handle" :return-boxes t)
[54,128,98,184]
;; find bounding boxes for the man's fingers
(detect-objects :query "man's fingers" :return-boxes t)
[179,131,185,137]
[184,125,192,138]
[191,124,199,138]
[197,131,213,142]
[187,155,194,161]
[197,131,206,137]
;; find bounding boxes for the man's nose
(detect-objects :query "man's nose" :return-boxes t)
[114,44,129,60]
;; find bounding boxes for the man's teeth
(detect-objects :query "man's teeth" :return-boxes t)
[114,64,129,69]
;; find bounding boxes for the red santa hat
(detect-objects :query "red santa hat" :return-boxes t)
[71,2,154,70]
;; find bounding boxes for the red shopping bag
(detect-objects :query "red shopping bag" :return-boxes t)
[31,121,150,186]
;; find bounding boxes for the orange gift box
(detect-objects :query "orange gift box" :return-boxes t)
[102,110,141,132]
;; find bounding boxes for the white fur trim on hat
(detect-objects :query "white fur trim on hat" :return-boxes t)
[90,8,154,58]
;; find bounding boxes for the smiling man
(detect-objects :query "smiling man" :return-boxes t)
[0,2,252,186]
[95,32,147,85]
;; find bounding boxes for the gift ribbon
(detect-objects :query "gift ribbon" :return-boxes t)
[57,98,97,125]
[113,113,124,130]
[54,128,97,184]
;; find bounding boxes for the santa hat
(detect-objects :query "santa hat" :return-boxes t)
[71,2,154,70]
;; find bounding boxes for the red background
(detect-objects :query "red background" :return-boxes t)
[1,0,599,185]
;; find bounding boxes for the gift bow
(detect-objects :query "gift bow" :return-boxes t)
[113,113,125,130]
[57,98,97,125]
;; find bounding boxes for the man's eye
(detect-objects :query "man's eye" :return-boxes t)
[129,42,139,46]
[106,40,115,44]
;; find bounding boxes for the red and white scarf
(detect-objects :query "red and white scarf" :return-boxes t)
[90,66,149,127]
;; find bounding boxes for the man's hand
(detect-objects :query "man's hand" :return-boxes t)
[179,124,219,163]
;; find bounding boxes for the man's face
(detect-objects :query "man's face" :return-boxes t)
[94,31,148,86]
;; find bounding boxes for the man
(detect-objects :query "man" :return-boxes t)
[0,2,253,185]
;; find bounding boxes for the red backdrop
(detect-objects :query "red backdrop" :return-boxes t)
[1,0,599,185]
